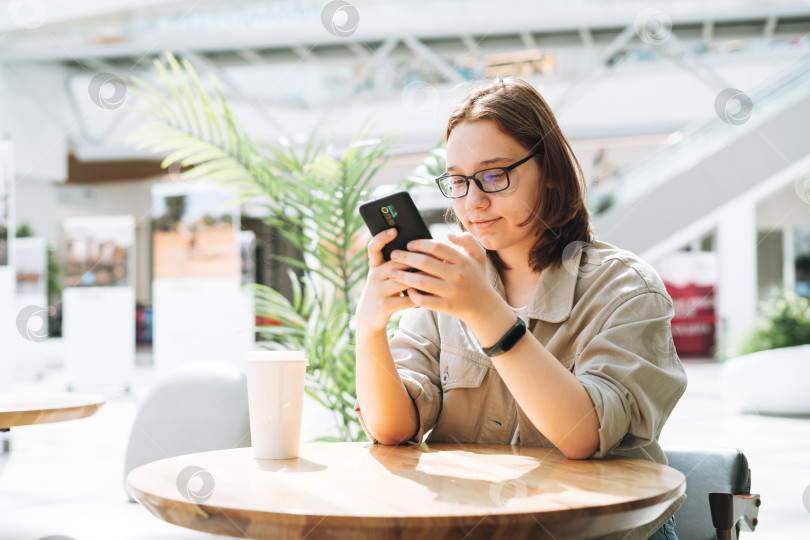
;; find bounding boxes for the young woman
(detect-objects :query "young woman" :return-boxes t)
[354,77,686,539]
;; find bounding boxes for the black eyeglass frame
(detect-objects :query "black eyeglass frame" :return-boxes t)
[434,154,538,199]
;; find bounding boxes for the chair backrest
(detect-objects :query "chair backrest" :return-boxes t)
[123,362,250,498]
[664,447,752,540]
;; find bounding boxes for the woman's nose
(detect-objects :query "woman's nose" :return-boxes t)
[465,180,490,209]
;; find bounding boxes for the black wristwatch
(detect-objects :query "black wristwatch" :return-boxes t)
[481,317,527,357]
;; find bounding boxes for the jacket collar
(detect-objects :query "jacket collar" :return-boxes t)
[485,246,582,323]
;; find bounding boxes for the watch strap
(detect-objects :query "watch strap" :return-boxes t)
[482,317,527,357]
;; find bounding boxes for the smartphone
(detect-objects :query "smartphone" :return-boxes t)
[359,191,432,261]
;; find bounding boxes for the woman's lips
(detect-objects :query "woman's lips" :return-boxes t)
[470,218,499,229]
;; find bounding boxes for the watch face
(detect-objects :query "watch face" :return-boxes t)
[502,320,527,352]
[484,318,527,356]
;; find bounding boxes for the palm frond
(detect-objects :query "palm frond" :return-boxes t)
[129,52,404,442]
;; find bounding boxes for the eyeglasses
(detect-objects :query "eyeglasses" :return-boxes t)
[434,154,537,199]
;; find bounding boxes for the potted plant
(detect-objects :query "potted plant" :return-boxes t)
[723,288,810,415]
[129,53,431,440]
[739,288,810,354]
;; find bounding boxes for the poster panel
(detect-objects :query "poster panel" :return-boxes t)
[13,237,48,381]
[151,184,250,373]
[63,286,135,392]
[63,215,135,287]
[152,187,238,280]
[62,215,135,392]
[15,237,47,295]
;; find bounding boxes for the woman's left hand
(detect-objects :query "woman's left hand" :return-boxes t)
[388,232,499,324]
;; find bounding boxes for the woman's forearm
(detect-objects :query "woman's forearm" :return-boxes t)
[467,303,600,459]
[355,330,419,445]
[494,336,600,459]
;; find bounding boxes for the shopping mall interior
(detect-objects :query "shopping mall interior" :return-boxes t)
[1,1,809,538]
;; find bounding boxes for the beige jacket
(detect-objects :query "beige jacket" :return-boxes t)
[356,240,688,539]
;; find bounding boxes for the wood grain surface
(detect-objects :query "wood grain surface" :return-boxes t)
[0,392,105,428]
[127,442,685,539]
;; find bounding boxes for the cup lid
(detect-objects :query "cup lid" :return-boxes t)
[246,350,308,365]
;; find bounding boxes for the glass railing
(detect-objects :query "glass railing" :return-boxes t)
[590,54,810,215]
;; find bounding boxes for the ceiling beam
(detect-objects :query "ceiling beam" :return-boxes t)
[237,49,265,65]
[353,35,399,94]
[666,33,734,93]
[520,30,537,50]
[179,50,292,138]
[460,34,480,56]
[291,45,315,61]
[701,20,714,42]
[401,35,465,84]
[578,27,594,49]
[763,16,777,39]
[555,24,637,112]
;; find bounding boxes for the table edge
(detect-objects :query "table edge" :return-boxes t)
[128,480,686,526]
[126,443,687,535]
[0,400,105,428]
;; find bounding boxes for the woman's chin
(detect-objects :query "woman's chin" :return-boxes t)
[476,237,500,251]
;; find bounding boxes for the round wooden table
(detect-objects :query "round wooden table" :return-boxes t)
[127,442,685,540]
[0,392,105,429]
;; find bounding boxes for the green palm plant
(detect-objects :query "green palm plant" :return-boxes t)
[128,53,396,441]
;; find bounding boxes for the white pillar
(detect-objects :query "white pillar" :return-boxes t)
[0,139,15,390]
[783,226,795,292]
[715,199,758,358]
[0,267,14,390]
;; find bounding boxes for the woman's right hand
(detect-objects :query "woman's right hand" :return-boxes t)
[355,228,417,335]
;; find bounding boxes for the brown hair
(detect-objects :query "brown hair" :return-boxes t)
[445,77,592,272]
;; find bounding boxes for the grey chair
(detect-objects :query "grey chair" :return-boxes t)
[123,362,250,499]
[664,447,760,540]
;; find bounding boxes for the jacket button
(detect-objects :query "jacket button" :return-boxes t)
[441,372,449,385]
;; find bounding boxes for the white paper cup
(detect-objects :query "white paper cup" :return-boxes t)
[245,350,308,459]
